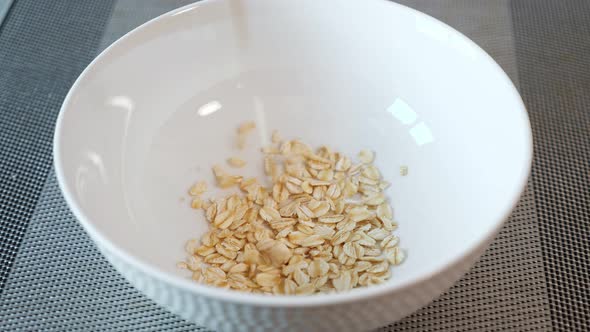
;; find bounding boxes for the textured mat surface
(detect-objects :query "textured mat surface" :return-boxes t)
[0,0,115,293]
[0,0,588,331]
[511,1,590,330]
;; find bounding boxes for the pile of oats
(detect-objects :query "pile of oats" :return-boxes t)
[179,123,404,295]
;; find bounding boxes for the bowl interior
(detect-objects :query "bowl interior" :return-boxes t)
[56,0,531,292]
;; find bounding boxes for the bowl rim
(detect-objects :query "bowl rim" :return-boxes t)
[53,0,533,307]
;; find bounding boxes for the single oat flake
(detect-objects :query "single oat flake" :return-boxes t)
[228,157,247,168]
[237,121,256,149]
[400,165,408,176]
[180,125,404,295]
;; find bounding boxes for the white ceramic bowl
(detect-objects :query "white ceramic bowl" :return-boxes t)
[53,1,532,331]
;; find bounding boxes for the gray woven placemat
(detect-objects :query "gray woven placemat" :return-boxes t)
[511,1,590,331]
[0,0,588,331]
[0,0,116,295]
